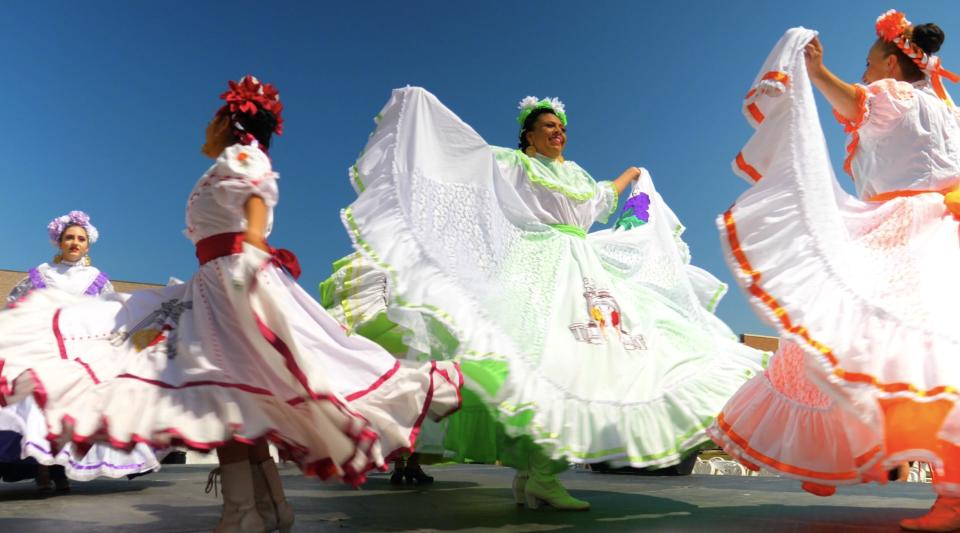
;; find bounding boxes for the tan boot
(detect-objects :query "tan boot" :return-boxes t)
[512,471,528,506]
[901,496,960,532]
[252,459,294,533]
[524,453,589,511]
[207,462,266,533]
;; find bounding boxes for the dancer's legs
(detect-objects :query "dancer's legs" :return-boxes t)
[213,441,264,532]
[500,436,588,511]
[248,438,295,532]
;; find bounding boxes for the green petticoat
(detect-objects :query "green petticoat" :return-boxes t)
[321,264,565,473]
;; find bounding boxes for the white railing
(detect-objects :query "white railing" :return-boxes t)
[692,457,932,483]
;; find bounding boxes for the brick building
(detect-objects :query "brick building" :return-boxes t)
[740,333,778,352]
[0,269,161,296]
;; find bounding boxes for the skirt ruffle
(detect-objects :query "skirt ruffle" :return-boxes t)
[708,342,888,494]
[716,27,960,496]
[0,249,461,485]
[0,398,162,481]
[342,86,765,469]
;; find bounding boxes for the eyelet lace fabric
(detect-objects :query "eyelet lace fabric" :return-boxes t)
[847,199,927,325]
[407,170,563,360]
[766,341,832,408]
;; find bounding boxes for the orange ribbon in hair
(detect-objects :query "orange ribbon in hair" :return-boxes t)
[926,56,960,106]
[876,10,959,107]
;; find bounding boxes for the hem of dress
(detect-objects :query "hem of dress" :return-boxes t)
[717,204,960,495]
[341,86,762,470]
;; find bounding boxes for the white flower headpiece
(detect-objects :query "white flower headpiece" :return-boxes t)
[517,96,568,127]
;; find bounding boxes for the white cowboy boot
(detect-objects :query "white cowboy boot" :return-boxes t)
[252,459,294,533]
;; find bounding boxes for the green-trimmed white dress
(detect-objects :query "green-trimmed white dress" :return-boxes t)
[334,87,765,469]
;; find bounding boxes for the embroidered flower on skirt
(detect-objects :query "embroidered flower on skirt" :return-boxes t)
[614,192,651,231]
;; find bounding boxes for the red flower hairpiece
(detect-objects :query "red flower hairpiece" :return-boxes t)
[876,9,910,42]
[218,75,284,135]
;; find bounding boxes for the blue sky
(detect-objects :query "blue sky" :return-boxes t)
[1,1,957,335]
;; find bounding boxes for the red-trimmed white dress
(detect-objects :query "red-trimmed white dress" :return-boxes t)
[0,143,461,484]
[709,27,960,496]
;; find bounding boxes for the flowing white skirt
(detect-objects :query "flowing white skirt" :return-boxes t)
[342,86,765,468]
[710,28,960,496]
[0,397,163,481]
[0,245,461,484]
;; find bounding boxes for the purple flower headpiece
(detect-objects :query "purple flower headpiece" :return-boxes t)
[47,211,99,246]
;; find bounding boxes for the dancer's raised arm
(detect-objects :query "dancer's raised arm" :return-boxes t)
[611,166,642,194]
[804,36,863,121]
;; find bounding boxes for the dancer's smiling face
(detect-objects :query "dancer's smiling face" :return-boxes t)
[524,112,566,160]
[59,225,89,263]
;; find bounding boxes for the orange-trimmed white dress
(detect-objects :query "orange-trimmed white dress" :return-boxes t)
[708,27,960,497]
[0,143,461,484]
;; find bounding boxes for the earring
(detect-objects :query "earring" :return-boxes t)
[83,255,91,266]
[53,253,63,264]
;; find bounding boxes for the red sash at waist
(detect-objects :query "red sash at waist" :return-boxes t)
[195,232,301,279]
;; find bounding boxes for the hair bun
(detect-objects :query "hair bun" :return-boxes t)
[912,23,945,55]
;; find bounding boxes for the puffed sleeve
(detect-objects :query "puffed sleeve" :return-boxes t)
[99,280,116,295]
[210,144,280,213]
[590,180,618,224]
[6,277,33,305]
[833,79,915,135]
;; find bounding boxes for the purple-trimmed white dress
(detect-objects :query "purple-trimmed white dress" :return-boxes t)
[1,261,164,481]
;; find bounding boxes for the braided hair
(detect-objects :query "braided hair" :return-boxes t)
[230,107,279,149]
[875,23,946,82]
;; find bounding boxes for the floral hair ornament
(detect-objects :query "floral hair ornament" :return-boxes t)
[876,9,960,106]
[218,75,284,135]
[47,210,98,247]
[517,96,568,129]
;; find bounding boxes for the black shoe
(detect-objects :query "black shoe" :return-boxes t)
[403,463,434,485]
[161,451,187,465]
[389,459,406,485]
[35,467,54,497]
[54,478,70,493]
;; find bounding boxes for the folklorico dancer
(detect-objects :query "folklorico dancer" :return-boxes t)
[1,211,163,494]
[335,87,765,510]
[0,76,461,532]
[706,10,960,532]
[7,211,112,302]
